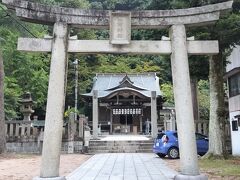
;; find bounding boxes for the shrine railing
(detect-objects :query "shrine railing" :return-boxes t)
[5,120,39,142]
[195,119,231,139]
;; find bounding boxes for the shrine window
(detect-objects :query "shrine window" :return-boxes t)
[229,73,240,97]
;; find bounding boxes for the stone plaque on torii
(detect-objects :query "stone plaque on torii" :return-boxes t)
[2,0,233,179]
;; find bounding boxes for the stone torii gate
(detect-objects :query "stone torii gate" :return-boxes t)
[2,0,233,179]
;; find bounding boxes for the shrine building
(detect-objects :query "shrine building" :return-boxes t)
[83,73,162,136]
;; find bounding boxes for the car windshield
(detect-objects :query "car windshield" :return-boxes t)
[157,132,177,139]
[195,133,208,140]
[157,131,207,140]
[157,133,165,139]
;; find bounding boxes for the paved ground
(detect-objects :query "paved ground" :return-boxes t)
[66,153,178,180]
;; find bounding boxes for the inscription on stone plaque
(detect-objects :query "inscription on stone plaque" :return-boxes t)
[110,12,131,45]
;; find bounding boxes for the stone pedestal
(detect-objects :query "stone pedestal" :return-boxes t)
[33,177,66,180]
[174,174,208,180]
[170,24,199,176]
[39,22,68,178]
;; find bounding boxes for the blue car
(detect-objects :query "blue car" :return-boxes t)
[153,130,208,159]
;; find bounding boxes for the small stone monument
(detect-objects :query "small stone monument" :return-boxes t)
[19,92,34,121]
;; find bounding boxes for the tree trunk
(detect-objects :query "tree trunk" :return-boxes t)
[205,53,226,158]
[0,49,6,154]
[191,78,199,121]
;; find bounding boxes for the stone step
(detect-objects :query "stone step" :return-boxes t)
[89,140,154,143]
[88,144,153,147]
[88,149,153,154]
[88,140,154,153]
[89,141,154,145]
[88,144,154,147]
[88,147,153,151]
[88,146,153,149]
[89,142,154,145]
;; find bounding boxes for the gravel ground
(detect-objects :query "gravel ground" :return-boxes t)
[0,153,91,180]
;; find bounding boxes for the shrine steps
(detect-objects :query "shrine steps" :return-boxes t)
[88,140,154,153]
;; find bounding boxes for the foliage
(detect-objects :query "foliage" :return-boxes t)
[0,10,49,119]
[160,83,174,106]
[198,80,210,120]
[64,107,79,118]
[160,80,210,120]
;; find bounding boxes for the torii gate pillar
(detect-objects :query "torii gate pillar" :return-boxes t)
[37,22,68,179]
[170,25,205,179]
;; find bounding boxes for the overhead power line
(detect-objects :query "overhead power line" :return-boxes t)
[0,4,37,38]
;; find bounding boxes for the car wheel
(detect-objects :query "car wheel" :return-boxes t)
[198,152,206,156]
[157,153,166,158]
[167,147,179,159]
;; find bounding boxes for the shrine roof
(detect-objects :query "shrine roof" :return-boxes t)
[83,72,162,98]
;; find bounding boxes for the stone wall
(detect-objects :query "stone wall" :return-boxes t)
[6,141,83,154]
[7,141,40,153]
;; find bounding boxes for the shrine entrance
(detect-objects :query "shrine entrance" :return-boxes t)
[2,0,233,179]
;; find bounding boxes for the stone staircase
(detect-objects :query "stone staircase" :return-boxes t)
[88,140,154,153]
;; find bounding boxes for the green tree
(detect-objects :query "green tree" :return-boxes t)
[198,80,210,120]
[160,83,174,106]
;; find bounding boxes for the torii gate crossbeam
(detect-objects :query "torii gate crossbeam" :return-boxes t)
[18,38,219,55]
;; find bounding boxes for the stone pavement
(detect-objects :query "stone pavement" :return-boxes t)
[66,153,178,180]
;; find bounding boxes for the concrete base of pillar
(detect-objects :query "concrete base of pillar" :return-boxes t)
[174,174,208,180]
[33,176,66,180]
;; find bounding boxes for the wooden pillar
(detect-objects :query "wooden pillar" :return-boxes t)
[110,109,113,134]
[140,115,143,133]
[92,90,99,139]
[151,91,158,138]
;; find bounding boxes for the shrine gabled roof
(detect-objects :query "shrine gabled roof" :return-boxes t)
[82,73,162,98]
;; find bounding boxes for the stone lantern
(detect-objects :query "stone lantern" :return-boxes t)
[19,92,34,121]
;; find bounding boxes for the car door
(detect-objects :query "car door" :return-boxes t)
[196,133,209,154]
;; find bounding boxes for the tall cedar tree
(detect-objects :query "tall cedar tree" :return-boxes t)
[0,48,6,154]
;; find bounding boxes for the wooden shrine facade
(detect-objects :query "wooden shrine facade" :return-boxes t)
[83,73,162,135]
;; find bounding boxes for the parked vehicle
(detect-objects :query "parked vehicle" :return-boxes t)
[153,130,208,159]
